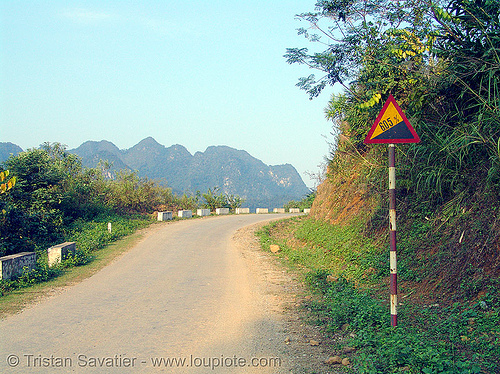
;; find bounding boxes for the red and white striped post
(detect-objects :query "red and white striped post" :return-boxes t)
[364,95,420,327]
[388,144,398,327]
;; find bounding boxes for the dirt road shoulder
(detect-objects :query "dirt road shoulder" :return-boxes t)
[233,221,345,374]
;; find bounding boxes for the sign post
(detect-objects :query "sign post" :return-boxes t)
[388,144,397,327]
[364,94,420,327]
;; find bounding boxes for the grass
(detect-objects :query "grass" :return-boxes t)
[257,217,386,285]
[257,216,500,374]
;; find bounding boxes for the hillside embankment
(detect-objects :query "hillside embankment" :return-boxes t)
[310,156,500,305]
[259,142,500,373]
[269,0,500,370]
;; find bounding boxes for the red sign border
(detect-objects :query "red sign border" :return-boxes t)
[364,94,420,144]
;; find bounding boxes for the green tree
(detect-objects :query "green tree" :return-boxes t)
[0,142,205,257]
[284,190,316,211]
[286,0,500,201]
[285,0,438,169]
[1,147,68,255]
[226,194,245,212]
[0,143,114,256]
[106,170,173,214]
[202,187,228,211]
[285,0,434,99]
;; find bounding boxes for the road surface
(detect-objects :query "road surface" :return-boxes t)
[0,214,300,373]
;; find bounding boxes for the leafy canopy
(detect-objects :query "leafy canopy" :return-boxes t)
[285,0,435,100]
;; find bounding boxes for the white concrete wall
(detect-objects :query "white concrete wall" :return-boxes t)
[0,252,36,280]
[157,211,173,221]
[216,208,229,215]
[197,209,211,216]
[235,208,250,214]
[178,210,193,218]
[48,242,76,267]
[256,208,269,214]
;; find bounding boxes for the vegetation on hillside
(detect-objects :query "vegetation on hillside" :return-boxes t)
[67,138,310,209]
[0,143,186,256]
[286,0,500,306]
[259,215,499,373]
[278,0,500,372]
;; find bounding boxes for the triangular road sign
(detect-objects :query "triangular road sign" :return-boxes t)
[364,95,420,144]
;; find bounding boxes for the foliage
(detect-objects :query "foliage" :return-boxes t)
[0,144,245,296]
[287,0,500,203]
[285,0,435,99]
[226,193,245,212]
[259,217,500,373]
[202,187,228,211]
[287,0,500,299]
[284,190,316,210]
[200,187,244,212]
[411,0,500,201]
[257,217,385,282]
[306,271,388,330]
[0,143,198,257]
[0,143,163,295]
[293,218,384,278]
[0,169,16,194]
[105,170,177,214]
[1,147,70,255]
[67,215,151,255]
[346,297,499,373]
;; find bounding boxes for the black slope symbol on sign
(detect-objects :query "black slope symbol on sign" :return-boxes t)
[372,120,415,140]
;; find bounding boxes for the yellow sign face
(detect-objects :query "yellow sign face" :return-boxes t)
[364,95,420,144]
[369,101,402,139]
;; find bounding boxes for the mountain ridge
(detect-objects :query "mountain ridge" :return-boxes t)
[0,139,309,209]
[73,138,310,208]
[0,142,23,162]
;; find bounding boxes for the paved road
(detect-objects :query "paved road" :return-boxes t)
[0,214,295,373]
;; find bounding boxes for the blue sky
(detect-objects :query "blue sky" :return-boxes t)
[1,1,337,188]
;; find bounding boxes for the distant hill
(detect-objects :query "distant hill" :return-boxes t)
[0,138,310,208]
[70,140,130,171]
[0,142,23,163]
[70,137,310,209]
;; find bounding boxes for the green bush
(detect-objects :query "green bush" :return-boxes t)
[305,269,497,373]
[284,190,315,211]
[0,144,200,257]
